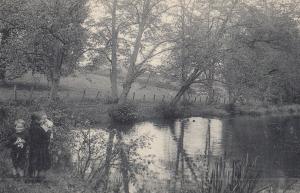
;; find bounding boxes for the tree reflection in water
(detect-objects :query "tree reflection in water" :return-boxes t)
[167,119,259,193]
[71,120,259,193]
[71,123,155,193]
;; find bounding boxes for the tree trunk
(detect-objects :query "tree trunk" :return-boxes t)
[49,76,60,101]
[171,68,201,105]
[207,86,214,104]
[0,28,10,82]
[228,88,235,105]
[110,0,119,102]
[180,0,188,102]
[206,69,215,104]
[118,77,134,104]
[117,0,150,105]
[171,83,192,105]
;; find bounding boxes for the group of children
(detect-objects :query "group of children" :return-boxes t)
[5,112,54,182]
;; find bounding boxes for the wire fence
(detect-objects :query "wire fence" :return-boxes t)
[0,84,229,105]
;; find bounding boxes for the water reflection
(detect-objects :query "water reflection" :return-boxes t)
[69,115,300,193]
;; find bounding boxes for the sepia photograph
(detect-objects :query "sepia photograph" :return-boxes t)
[0,0,300,192]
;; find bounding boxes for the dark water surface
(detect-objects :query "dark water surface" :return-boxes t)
[72,115,300,192]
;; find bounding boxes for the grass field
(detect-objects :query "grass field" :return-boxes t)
[0,72,178,103]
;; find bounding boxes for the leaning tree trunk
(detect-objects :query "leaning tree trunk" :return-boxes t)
[171,83,192,106]
[171,68,201,106]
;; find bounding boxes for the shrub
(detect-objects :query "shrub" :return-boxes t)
[224,103,237,115]
[108,102,138,123]
[155,102,185,119]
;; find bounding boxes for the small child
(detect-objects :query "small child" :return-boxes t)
[40,114,54,140]
[6,119,30,180]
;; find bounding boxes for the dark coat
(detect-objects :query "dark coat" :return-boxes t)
[28,122,51,172]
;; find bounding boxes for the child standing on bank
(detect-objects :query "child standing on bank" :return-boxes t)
[28,112,52,182]
[5,119,30,180]
[40,114,54,140]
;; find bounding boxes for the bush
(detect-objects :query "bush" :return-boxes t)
[224,103,237,115]
[155,102,185,119]
[108,102,138,123]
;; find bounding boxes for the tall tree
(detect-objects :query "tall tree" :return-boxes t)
[223,1,300,104]
[26,0,89,100]
[94,0,170,104]
[0,0,28,82]
[169,0,239,105]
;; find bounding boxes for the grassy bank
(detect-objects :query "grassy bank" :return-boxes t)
[1,100,300,127]
[72,102,300,125]
[0,169,93,193]
[134,103,300,121]
[232,104,300,117]
[1,101,300,193]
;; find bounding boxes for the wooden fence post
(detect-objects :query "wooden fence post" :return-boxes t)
[143,94,146,101]
[132,92,135,101]
[28,86,34,102]
[223,98,226,104]
[81,89,86,102]
[13,85,17,101]
[194,97,197,103]
[162,95,165,102]
[65,91,70,101]
[153,94,156,102]
[199,97,202,104]
[96,91,100,99]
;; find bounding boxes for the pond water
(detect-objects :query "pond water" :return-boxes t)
[71,115,300,192]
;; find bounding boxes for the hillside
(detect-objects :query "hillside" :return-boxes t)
[0,72,178,103]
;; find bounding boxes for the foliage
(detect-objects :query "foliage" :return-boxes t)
[197,157,259,193]
[0,0,30,81]
[224,3,300,104]
[108,102,138,123]
[70,125,107,179]
[0,0,89,100]
[91,0,171,103]
[155,102,185,119]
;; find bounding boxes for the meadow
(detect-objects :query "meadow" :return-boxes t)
[0,71,178,103]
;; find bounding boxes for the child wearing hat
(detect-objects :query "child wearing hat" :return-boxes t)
[5,119,30,180]
[40,114,54,140]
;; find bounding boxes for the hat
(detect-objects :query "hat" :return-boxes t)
[31,112,42,122]
[15,119,25,133]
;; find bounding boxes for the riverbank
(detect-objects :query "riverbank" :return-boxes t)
[0,167,94,193]
[189,103,300,118]
[2,101,300,127]
[1,102,300,193]
[133,103,300,122]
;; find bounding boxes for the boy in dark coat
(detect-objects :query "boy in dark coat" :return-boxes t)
[28,112,52,182]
